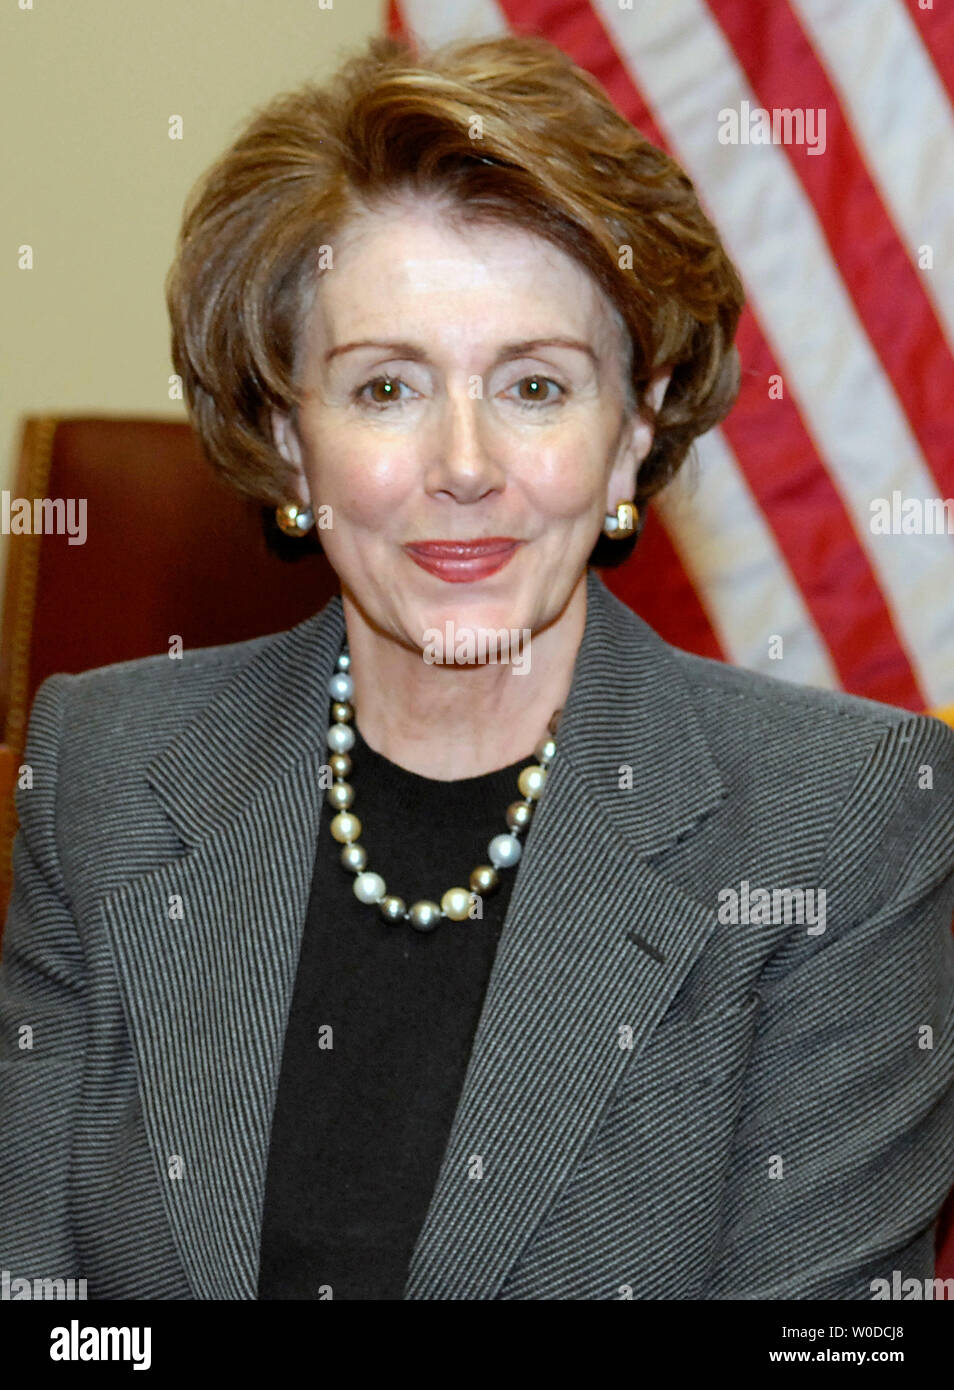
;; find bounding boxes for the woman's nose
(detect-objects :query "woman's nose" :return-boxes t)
[424,390,506,501]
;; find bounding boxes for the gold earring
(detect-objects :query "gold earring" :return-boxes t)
[275,501,315,536]
[603,500,638,539]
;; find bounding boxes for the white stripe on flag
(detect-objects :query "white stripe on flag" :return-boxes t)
[398,0,506,45]
[598,0,954,706]
[655,429,839,686]
[790,0,954,357]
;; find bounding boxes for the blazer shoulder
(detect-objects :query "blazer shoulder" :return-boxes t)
[660,644,954,924]
[23,627,289,784]
[35,626,287,718]
[16,628,303,894]
[669,641,954,747]
[55,628,279,694]
[664,642,954,830]
[672,641,916,725]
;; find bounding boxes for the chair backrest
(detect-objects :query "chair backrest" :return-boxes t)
[0,415,338,923]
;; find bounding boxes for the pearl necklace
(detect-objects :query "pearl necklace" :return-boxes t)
[324,645,560,931]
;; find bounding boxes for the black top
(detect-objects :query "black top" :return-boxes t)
[256,719,535,1300]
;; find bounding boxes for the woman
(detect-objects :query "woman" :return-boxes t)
[1,33,953,1303]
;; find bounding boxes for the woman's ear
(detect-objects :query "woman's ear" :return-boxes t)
[632,364,673,451]
[271,408,302,466]
[270,408,311,504]
[631,365,672,465]
[605,366,672,516]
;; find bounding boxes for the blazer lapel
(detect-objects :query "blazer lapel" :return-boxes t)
[99,595,347,1299]
[404,569,728,1298]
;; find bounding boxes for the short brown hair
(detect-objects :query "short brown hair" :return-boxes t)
[166,33,745,548]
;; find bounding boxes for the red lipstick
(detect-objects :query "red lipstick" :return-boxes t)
[403,538,521,583]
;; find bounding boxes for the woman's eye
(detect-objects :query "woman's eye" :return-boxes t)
[507,375,565,407]
[355,377,411,408]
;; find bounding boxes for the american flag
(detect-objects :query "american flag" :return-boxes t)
[386,0,954,727]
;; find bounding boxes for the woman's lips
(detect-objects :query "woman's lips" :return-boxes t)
[403,539,521,583]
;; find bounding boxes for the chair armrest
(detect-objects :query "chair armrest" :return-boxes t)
[0,743,19,802]
[0,742,21,938]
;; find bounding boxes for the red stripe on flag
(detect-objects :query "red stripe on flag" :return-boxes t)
[709,0,954,501]
[492,0,926,705]
[386,0,410,42]
[903,0,954,107]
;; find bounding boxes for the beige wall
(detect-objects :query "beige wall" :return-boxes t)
[0,0,384,607]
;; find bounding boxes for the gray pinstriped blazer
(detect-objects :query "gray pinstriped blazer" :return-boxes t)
[1,568,953,1300]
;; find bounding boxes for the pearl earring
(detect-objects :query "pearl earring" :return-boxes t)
[275,501,315,536]
[603,500,638,539]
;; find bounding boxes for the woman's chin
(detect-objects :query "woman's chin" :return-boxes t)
[396,603,534,668]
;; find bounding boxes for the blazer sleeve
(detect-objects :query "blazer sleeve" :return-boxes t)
[0,674,86,1279]
[706,711,954,1300]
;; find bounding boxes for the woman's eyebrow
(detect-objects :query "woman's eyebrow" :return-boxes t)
[323,337,599,365]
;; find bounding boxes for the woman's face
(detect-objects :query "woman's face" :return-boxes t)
[273,202,665,655]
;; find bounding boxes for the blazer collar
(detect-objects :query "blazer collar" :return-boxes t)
[103,568,727,1300]
[146,567,724,859]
